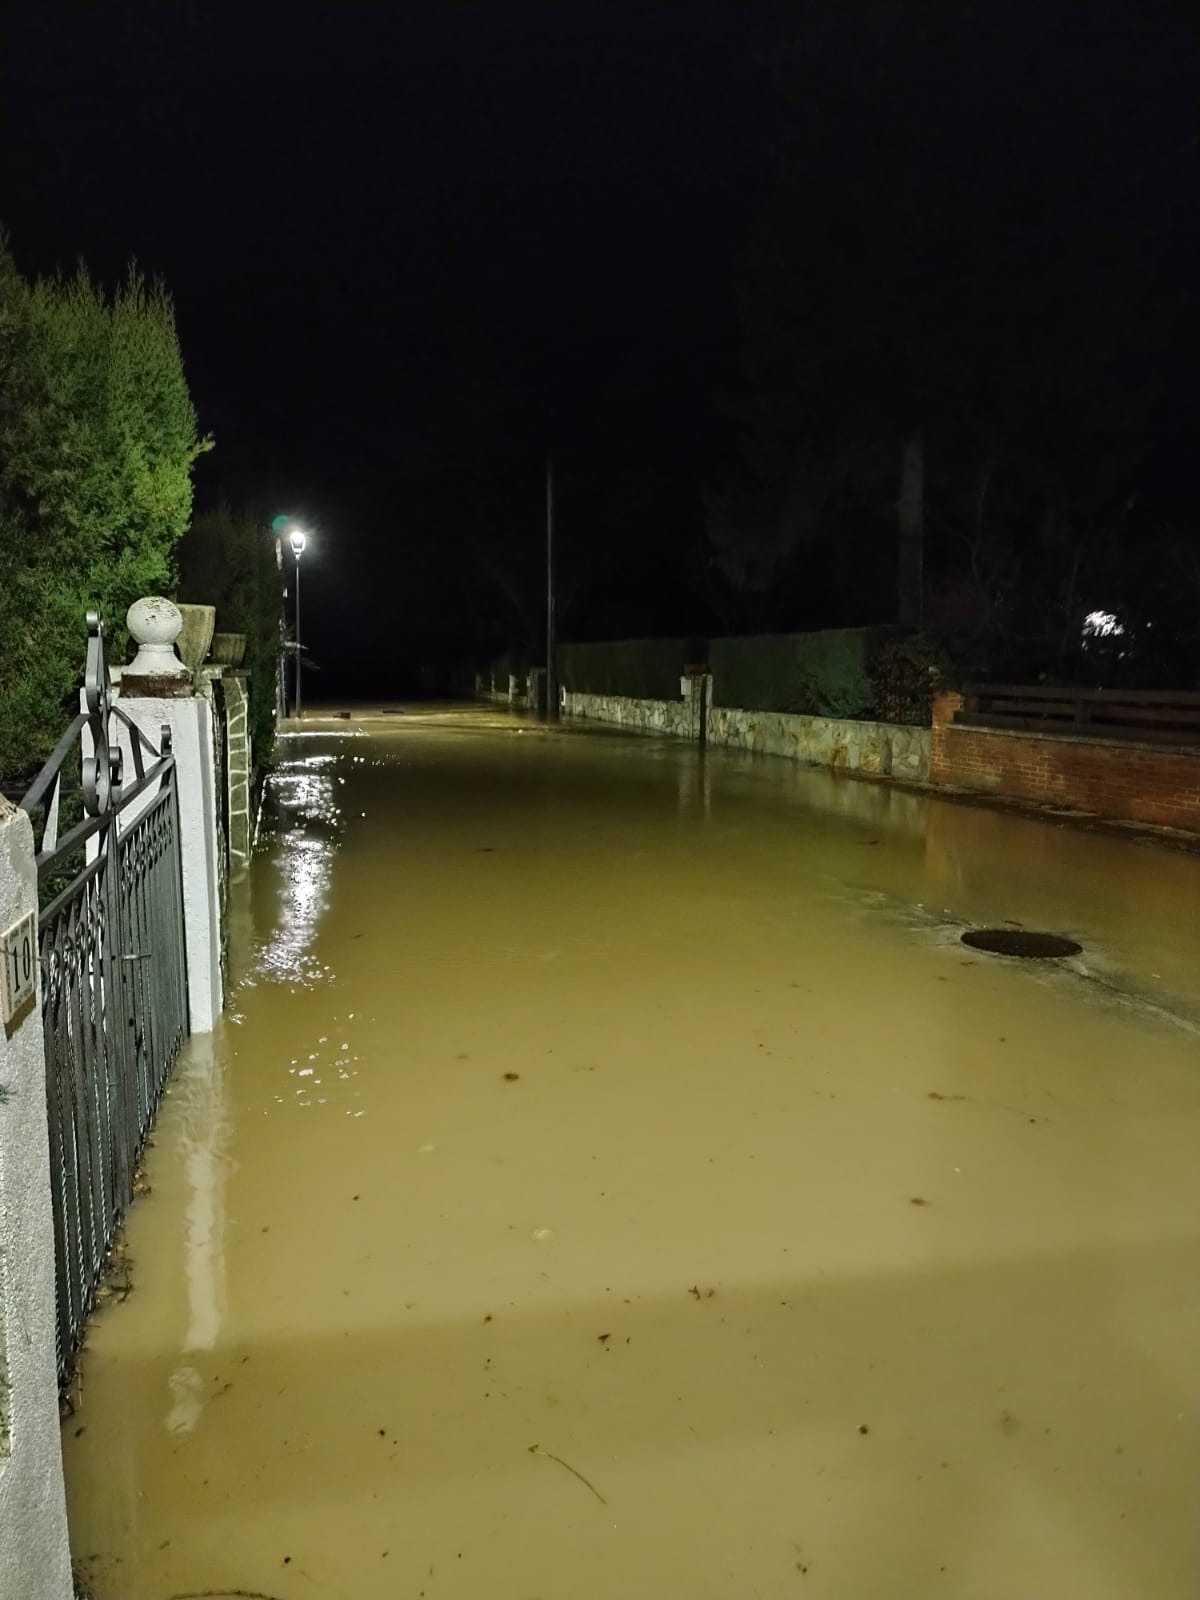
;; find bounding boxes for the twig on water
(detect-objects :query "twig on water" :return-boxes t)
[527,1442,607,1504]
[169,1590,291,1600]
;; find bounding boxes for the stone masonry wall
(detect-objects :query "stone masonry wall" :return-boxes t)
[558,685,930,779]
[220,675,252,869]
[930,691,1200,833]
[560,689,696,740]
[707,707,930,780]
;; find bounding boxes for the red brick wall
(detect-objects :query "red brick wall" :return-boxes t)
[929,691,1200,833]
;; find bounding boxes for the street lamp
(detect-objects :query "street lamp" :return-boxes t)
[289,528,307,718]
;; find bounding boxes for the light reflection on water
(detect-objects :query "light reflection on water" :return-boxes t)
[164,1034,231,1437]
[255,757,340,987]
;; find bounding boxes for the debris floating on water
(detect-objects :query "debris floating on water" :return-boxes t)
[527,1443,607,1504]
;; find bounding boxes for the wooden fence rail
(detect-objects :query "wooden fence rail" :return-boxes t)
[956,685,1200,747]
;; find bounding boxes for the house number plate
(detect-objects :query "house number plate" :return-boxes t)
[1,910,37,1024]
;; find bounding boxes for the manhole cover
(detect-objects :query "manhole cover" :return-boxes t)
[961,929,1082,959]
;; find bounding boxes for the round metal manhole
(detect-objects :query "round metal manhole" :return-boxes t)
[961,928,1082,959]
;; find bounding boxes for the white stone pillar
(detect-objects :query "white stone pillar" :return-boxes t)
[115,693,223,1032]
[0,798,74,1600]
[92,599,224,1032]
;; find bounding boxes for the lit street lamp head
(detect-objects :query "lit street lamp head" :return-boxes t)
[289,528,307,558]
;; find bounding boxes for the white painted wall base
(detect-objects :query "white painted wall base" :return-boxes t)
[89,684,224,1032]
[0,798,73,1600]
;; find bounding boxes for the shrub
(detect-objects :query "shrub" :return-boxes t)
[709,628,888,717]
[869,633,949,726]
[176,505,281,770]
[0,243,208,783]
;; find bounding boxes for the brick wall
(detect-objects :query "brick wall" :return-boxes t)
[930,691,1200,833]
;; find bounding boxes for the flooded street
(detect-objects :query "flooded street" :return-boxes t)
[63,707,1200,1600]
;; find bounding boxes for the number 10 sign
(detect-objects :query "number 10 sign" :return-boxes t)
[2,910,37,1025]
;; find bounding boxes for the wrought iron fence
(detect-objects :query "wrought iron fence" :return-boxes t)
[19,613,189,1381]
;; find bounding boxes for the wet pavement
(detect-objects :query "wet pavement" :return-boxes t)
[63,706,1200,1599]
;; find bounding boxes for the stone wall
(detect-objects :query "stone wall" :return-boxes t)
[219,674,252,870]
[560,688,699,741]
[707,707,930,780]
[0,798,73,1600]
[931,691,1200,832]
[557,681,929,779]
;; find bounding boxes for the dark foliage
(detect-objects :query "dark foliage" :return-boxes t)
[176,504,281,769]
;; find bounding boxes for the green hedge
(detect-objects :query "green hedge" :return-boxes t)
[556,638,693,701]
[710,628,896,718]
[0,247,207,784]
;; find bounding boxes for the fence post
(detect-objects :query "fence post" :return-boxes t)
[681,671,712,746]
[0,797,74,1600]
[527,667,547,715]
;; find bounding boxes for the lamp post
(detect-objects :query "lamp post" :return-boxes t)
[289,527,307,718]
[545,458,557,720]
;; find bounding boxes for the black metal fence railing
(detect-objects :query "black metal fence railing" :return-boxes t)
[116,789,189,1134]
[20,612,189,1381]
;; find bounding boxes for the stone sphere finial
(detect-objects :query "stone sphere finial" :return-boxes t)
[126,596,187,677]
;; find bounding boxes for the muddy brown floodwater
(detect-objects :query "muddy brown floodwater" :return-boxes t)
[63,706,1200,1600]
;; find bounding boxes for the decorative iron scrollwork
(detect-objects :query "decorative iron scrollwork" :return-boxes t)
[81,613,125,817]
[21,610,172,869]
[84,610,110,720]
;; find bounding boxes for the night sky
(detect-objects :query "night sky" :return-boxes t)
[2,2,1195,695]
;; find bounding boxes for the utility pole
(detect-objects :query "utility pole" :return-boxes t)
[545,458,557,719]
